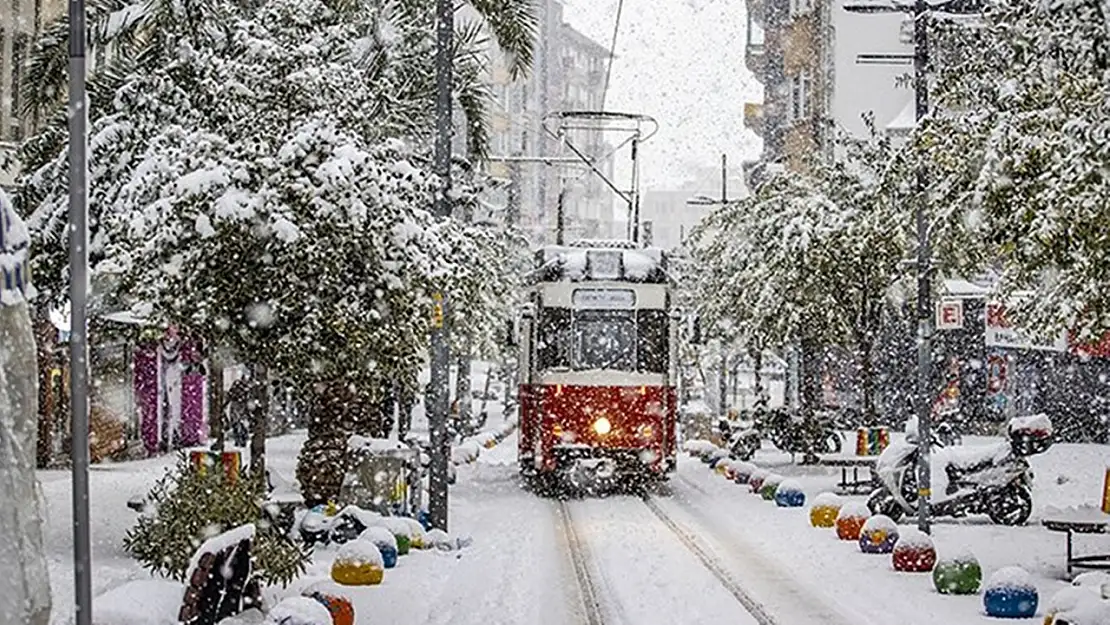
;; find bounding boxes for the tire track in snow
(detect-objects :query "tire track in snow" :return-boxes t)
[640,494,779,625]
[556,499,609,625]
[659,473,868,625]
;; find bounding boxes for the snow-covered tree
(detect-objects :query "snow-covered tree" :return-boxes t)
[690,127,911,423]
[15,0,535,497]
[916,0,1110,342]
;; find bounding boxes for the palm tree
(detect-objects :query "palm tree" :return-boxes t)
[18,0,537,167]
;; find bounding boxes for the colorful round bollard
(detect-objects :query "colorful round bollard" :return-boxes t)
[932,551,982,594]
[836,502,872,541]
[331,539,385,586]
[749,469,768,494]
[402,517,428,549]
[303,590,356,625]
[983,566,1038,618]
[269,597,333,625]
[892,527,936,572]
[809,492,843,528]
[760,474,784,501]
[380,518,413,555]
[774,479,806,507]
[732,461,755,485]
[359,527,399,569]
[859,514,899,554]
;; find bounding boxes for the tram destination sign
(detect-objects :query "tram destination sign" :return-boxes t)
[572,288,636,309]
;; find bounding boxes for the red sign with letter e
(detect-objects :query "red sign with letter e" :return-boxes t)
[936,300,964,330]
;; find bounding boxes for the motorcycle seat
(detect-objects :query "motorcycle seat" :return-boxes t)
[941,444,1011,479]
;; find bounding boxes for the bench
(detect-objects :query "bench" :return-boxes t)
[1042,513,1110,578]
[817,456,879,494]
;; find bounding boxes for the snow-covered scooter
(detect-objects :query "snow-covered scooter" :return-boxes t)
[867,414,1054,526]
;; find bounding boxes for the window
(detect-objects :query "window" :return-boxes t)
[538,307,572,369]
[636,309,669,374]
[573,310,636,371]
[790,71,810,121]
[790,0,812,17]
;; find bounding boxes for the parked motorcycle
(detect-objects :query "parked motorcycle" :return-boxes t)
[867,414,1053,526]
[718,418,761,461]
[761,408,843,456]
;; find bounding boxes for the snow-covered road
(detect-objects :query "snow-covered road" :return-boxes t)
[47,422,1110,624]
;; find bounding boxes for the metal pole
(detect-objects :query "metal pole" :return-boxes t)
[913,0,933,535]
[721,153,727,206]
[556,187,566,244]
[67,0,93,620]
[428,0,453,532]
[629,136,639,242]
[717,153,728,418]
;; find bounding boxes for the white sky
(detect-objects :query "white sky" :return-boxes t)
[561,0,764,192]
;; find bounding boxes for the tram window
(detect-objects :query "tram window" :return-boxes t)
[637,309,669,373]
[538,307,571,369]
[573,310,636,371]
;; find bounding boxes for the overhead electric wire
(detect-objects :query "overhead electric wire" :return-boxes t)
[601,0,624,108]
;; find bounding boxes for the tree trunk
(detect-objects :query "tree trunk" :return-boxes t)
[799,334,823,464]
[207,353,225,451]
[858,338,877,427]
[33,307,55,468]
[248,363,268,485]
[751,346,766,411]
[455,350,471,424]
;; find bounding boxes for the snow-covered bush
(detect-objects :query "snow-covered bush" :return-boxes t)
[123,454,309,586]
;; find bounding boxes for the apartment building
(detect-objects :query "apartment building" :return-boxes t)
[482,0,616,244]
[743,0,914,186]
[1,0,65,188]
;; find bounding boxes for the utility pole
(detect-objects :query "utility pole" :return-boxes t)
[556,187,567,244]
[428,0,453,532]
[67,0,93,619]
[838,0,983,534]
[910,0,933,537]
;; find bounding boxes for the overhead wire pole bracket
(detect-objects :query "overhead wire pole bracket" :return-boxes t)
[541,111,658,244]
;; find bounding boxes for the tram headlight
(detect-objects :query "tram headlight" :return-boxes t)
[638,424,654,439]
[592,417,612,436]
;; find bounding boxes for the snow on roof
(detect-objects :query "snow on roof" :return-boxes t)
[533,245,669,283]
[1008,413,1053,434]
[943,278,992,298]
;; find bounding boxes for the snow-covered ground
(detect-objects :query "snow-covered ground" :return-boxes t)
[42,387,1110,625]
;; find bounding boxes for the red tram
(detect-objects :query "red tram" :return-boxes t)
[515,241,678,488]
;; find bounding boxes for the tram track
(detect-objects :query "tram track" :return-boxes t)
[556,499,609,625]
[556,489,779,625]
[640,493,780,625]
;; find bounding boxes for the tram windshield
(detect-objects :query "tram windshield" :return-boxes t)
[536,307,668,373]
[574,310,636,370]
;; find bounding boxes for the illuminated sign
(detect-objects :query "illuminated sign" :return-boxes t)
[572,289,636,309]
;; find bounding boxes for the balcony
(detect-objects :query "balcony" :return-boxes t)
[745,19,766,78]
[743,102,764,138]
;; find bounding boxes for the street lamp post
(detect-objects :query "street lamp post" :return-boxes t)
[687,154,730,418]
[428,0,454,532]
[843,0,981,535]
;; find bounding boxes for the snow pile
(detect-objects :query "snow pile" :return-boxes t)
[776,479,804,494]
[861,514,898,534]
[380,517,415,539]
[358,526,397,550]
[763,474,784,488]
[452,440,481,464]
[838,501,871,520]
[183,523,255,584]
[986,566,1036,592]
[894,527,934,549]
[1008,413,1053,435]
[937,547,979,566]
[0,188,32,305]
[266,596,332,625]
[347,434,407,453]
[425,528,452,548]
[811,492,842,507]
[1046,584,1110,625]
[1072,571,1110,597]
[88,580,184,625]
[684,439,716,455]
[335,539,385,567]
[1042,504,1110,523]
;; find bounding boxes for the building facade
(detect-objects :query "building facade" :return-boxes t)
[481,0,616,245]
[1,0,65,188]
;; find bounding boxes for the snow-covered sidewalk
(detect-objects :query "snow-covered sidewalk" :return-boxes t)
[672,435,1110,623]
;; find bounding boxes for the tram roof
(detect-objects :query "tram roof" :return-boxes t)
[529,243,670,284]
